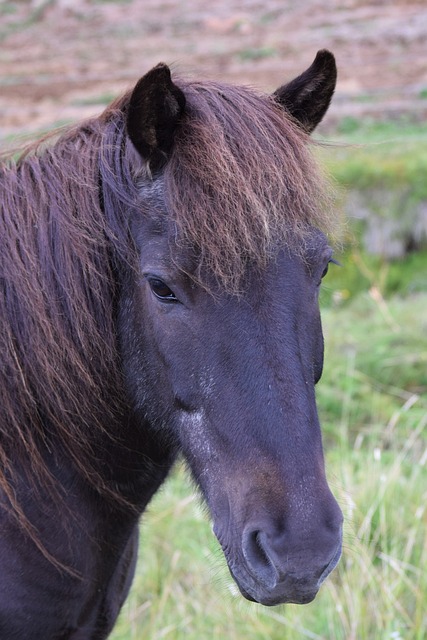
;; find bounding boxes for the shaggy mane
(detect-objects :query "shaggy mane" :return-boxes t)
[0,102,137,542]
[164,78,336,291]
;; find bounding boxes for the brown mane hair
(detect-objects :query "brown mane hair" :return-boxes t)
[0,75,335,556]
[164,78,335,291]
[0,102,137,543]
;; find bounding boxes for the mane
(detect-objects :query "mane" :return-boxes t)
[0,99,138,534]
[163,78,336,292]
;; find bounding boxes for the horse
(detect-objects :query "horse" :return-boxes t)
[0,50,343,639]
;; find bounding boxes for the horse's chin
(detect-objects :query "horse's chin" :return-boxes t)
[241,588,317,607]
[229,566,319,606]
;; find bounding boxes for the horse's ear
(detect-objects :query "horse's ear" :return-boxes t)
[127,63,186,173]
[273,50,336,133]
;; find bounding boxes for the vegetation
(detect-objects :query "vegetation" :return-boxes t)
[317,118,427,303]
[325,118,427,201]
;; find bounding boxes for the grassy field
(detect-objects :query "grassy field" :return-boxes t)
[110,121,427,640]
[326,119,427,200]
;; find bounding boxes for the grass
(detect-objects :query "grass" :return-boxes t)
[319,120,427,202]
[316,119,427,293]
[320,248,427,306]
[111,291,427,639]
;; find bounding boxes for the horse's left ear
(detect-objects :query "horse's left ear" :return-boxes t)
[273,50,337,133]
[127,63,186,173]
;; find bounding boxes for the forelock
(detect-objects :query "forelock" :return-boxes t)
[161,78,336,292]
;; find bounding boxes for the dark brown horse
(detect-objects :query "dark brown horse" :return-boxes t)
[0,50,342,639]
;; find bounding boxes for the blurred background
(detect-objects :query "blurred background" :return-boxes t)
[1,1,426,638]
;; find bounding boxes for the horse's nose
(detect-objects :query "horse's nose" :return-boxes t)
[242,527,280,589]
[241,505,343,603]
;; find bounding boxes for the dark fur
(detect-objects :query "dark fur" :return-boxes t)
[274,50,337,132]
[0,52,342,638]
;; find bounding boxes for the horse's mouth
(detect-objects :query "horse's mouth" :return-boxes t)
[229,565,320,606]
[236,581,318,606]
[222,532,343,607]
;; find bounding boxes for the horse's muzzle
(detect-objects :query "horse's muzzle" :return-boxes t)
[239,528,342,605]
[214,500,343,606]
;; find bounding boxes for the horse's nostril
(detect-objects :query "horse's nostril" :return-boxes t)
[242,528,278,589]
[241,518,343,597]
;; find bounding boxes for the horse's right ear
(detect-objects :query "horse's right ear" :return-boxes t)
[127,64,186,174]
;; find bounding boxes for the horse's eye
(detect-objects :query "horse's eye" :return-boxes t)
[147,277,178,302]
[319,257,340,285]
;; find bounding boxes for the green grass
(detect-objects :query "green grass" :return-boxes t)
[319,120,427,202]
[320,248,427,306]
[111,291,427,639]
[316,119,427,298]
[320,292,427,444]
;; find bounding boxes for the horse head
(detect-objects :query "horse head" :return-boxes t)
[120,51,342,606]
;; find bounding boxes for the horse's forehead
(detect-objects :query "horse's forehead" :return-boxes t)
[134,200,193,275]
[304,228,331,257]
[135,179,168,237]
[135,177,331,282]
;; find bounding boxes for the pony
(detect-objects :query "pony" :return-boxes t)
[0,50,343,639]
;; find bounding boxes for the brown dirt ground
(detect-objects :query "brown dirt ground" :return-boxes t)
[1,0,427,142]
